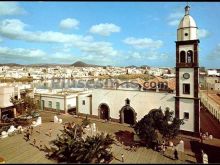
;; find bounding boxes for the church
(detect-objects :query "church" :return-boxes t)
[76,5,200,136]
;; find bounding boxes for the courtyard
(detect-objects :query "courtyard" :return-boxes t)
[0,111,197,163]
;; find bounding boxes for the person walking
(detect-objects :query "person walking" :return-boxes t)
[33,139,36,146]
[162,145,166,155]
[174,149,178,160]
[26,130,30,142]
[39,140,43,151]
[121,154,124,162]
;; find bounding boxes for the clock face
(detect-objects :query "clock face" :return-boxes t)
[183,73,190,79]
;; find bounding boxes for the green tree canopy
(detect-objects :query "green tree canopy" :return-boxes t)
[134,108,184,148]
[10,95,37,115]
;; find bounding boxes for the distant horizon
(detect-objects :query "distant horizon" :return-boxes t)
[0,60,215,69]
[0,2,220,68]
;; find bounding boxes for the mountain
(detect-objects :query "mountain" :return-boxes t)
[126,65,137,68]
[26,63,70,67]
[140,65,150,69]
[0,63,24,67]
[71,61,101,67]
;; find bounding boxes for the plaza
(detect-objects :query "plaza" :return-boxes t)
[0,111,197,163]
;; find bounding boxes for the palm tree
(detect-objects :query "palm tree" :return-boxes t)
[46,122,114,163]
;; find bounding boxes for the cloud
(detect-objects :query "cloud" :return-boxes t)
[124,51,169,61]
[89,23,121,36]
[0,46,46,58]
[123,37,163,50]
[167,12,183,26]
[0,19,89,43]
[207,43,220,60]
[130,52,142,59]
[198,29,210,38]
[0,2,26,16]
[0,19,119,58]
[0,46,79,64]
[48,52,77,63]
[59,18,79,30]
[78,41,118,57]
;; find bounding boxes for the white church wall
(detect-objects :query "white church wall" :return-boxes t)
[66,95,77,109]
[78,94,91,115]
[91,89,175,121]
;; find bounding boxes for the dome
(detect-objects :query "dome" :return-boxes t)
[178,15,197,29]
[177,5,198,41]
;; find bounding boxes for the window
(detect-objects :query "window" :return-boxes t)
[48,101,52,108]
[56,102,60,110]
[14,95,18,100]
[183,84,190,94]
[180,51,186,63]
[184,112,189,119]
[82,100,85,105]
[187,50,193,63]
[125,98,130,105]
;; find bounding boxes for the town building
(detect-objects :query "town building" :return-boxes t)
[204,76,220,91]
[0,85,20,120]
[35,89,81,114]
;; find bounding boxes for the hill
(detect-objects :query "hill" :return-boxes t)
[0,63,24,67]
[71,61,101,67]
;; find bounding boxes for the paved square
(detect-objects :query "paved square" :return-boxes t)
[0,111,196,163]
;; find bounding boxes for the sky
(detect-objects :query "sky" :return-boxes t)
[0,1,220,68]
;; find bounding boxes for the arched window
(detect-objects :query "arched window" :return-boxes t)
[180,51,186,63]
[187,50,193,63]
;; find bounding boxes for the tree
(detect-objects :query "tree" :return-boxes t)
[134,108,184,148]
[10,97,24,115]
[45,122,114,163]
[158,108,184,140]
[10,95,37,116]
[23,96,38,115]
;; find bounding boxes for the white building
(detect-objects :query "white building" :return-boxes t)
[0,85,20,120]
[204,77,220,91]
[207,70,220,77]
[35,89,79,114]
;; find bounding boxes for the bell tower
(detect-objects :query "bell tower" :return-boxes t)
[175,4,200,136]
